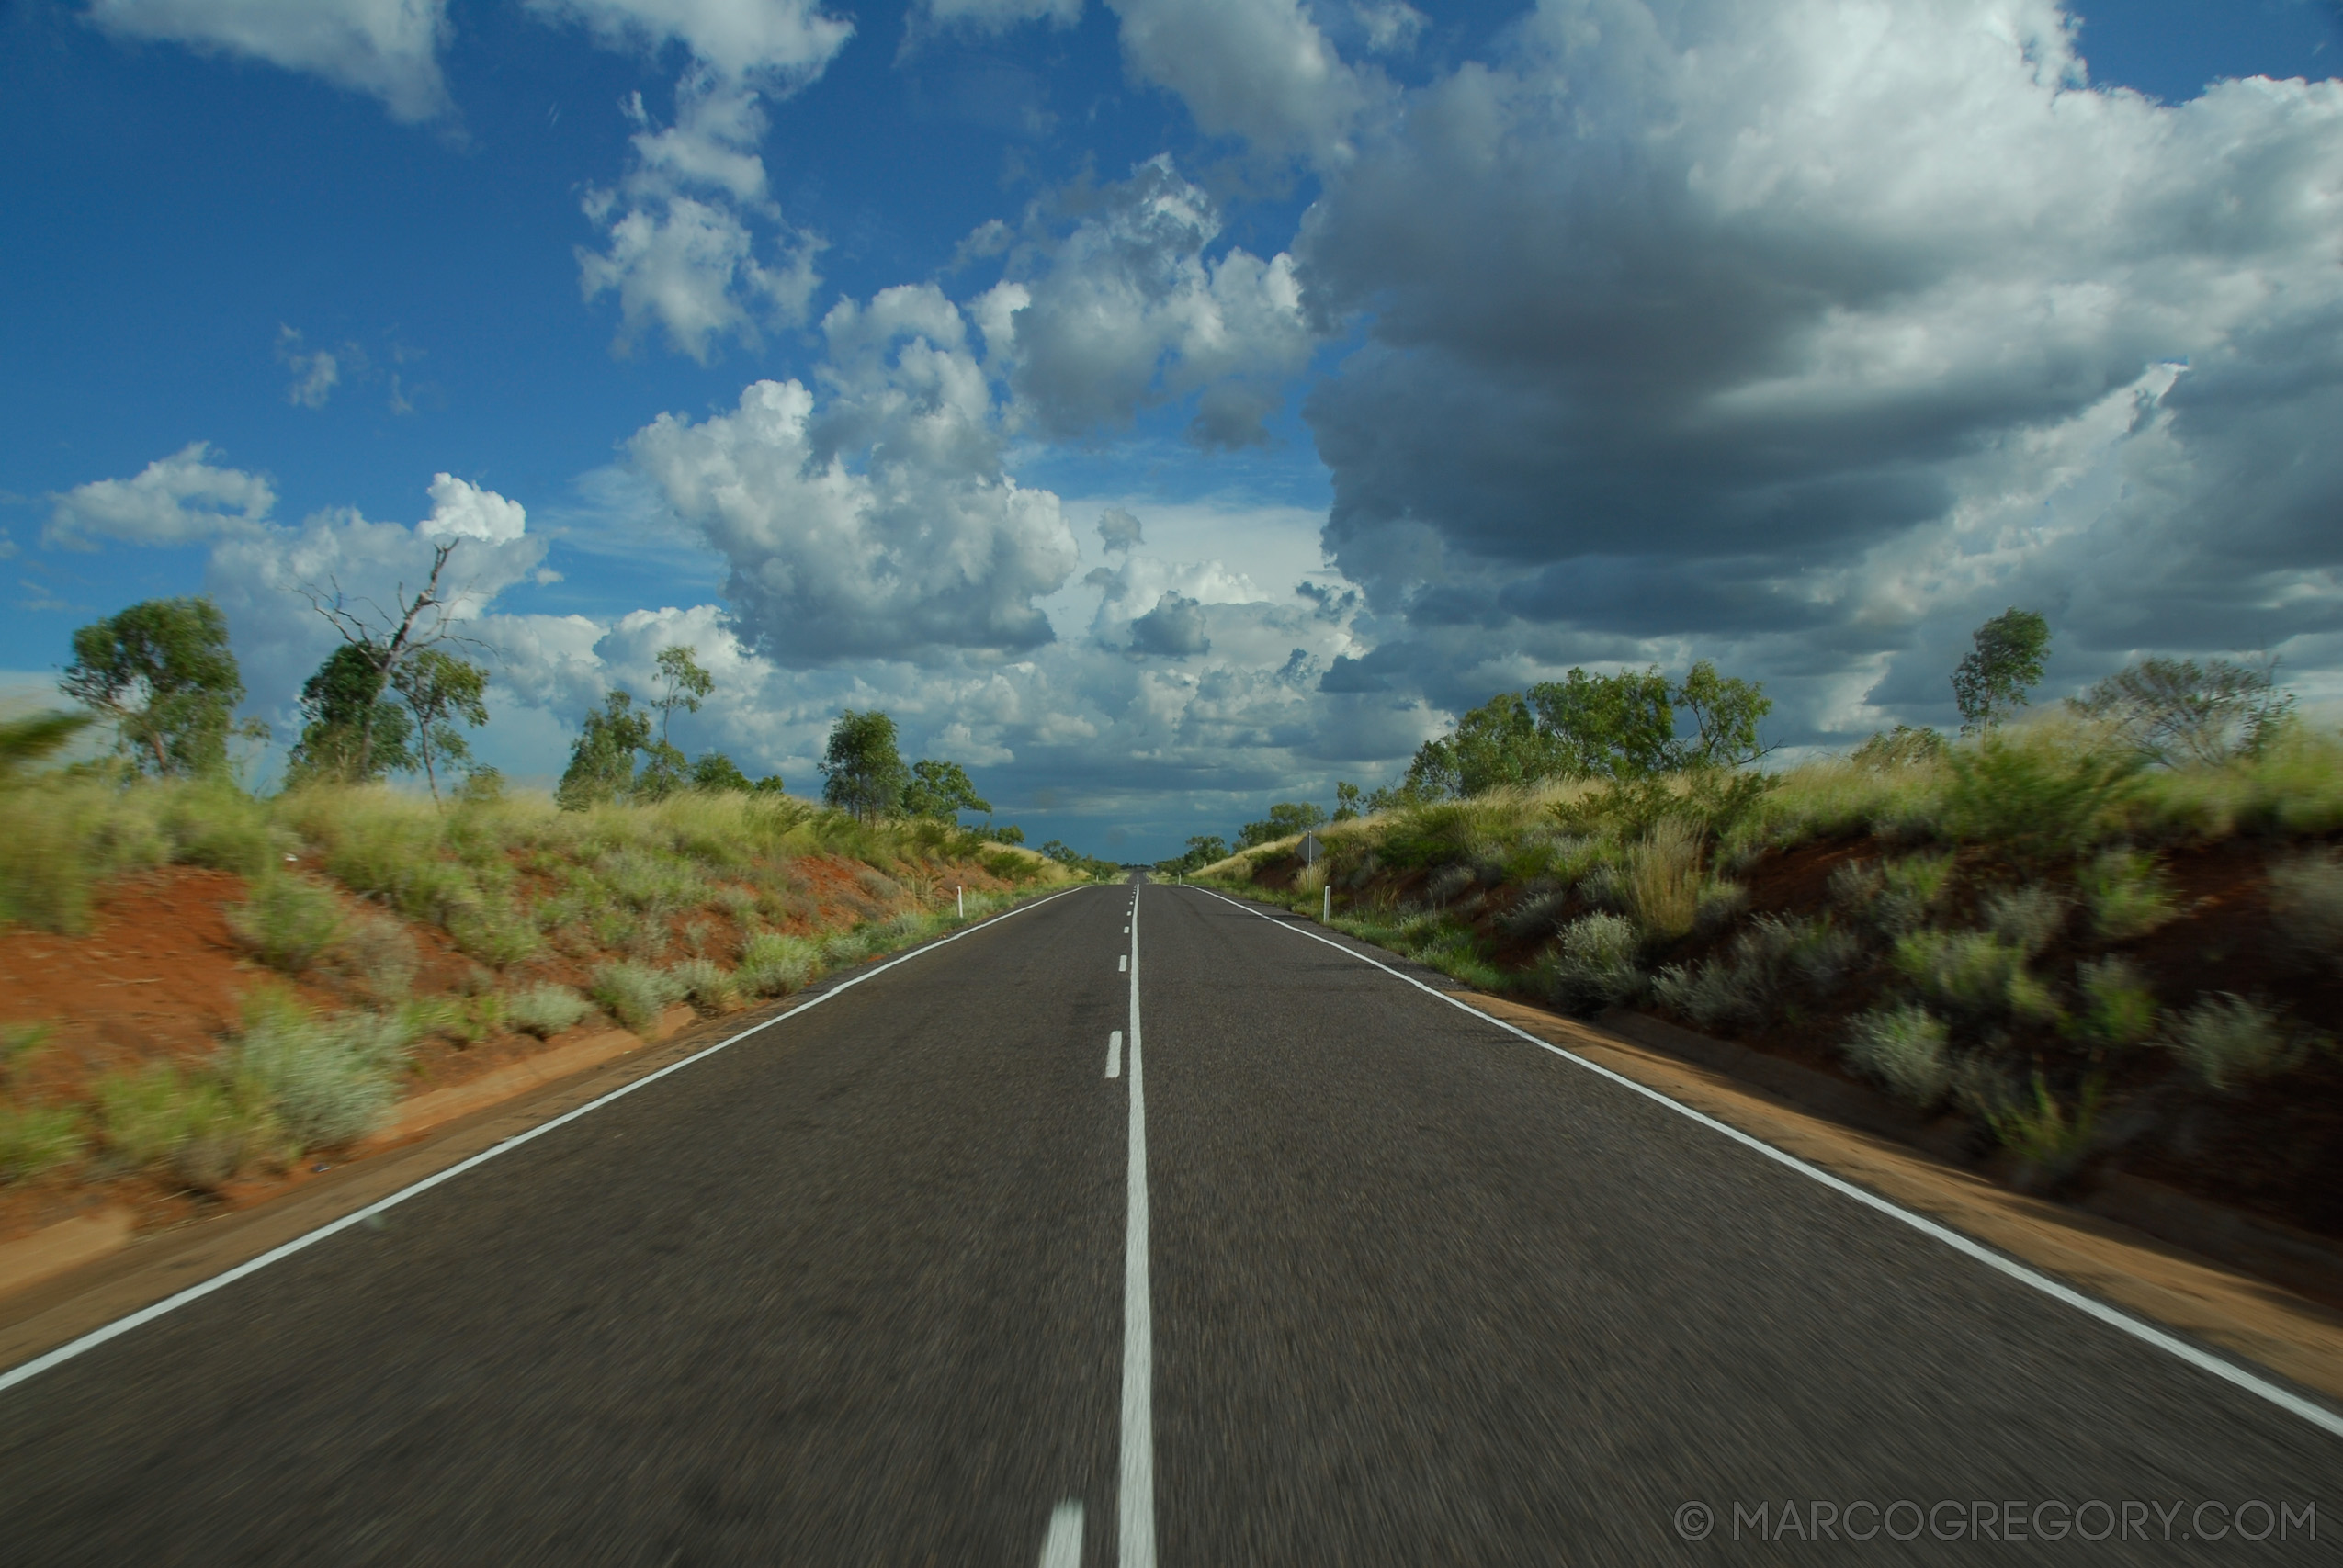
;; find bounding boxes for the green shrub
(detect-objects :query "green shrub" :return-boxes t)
[1828,859,1884,912]
[1622,818,1703,939]
[1977,1072,2103,1185]
[739,931,821,997]
[158,782,289,876]
[223,988,406,1151]
[669,957,741,1013]
[588,961,688,1031]
[224,873,349,974]
[95,1064,263,1188]
[1939,727,2139,866]
[447,897,542,968]
[1892,929,2033,1017]
[1651,958,1760,1028]
[2071,957,2157,1047]
[1843,1003,1952,1108]
[2077,849,2179,942]
[1693,878,1749,932]
[347,916,418,1000]
[508,984,591,1037]
[0,777,170,931]
[390,994,458,1045]
[1498,886,1573,939]
[444,991,508,1046]
[1873,853,1953,934]
[0,1103,83,1181]
[1982,885,2066,956]
[1534,913,1646,1014]
[2160,993,2303,1091]
[2268,848,2343,972]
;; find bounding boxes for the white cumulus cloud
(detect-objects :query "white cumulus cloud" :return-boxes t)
[628,285,1081,661]
[45,442,276,548]
[1291,0,2343,739]
[577,71,824,361]
[977,156,1314,446]
[525,0,853,85]
[87,0,452,121]
[1105,0,1380,164]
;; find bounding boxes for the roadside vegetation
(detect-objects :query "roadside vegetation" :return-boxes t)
[1191,613,2343,1239]
[0,594,1114,1222]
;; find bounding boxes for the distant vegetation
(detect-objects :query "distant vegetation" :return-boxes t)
[0,595,1116,1201]
[1191,614,2343,1237]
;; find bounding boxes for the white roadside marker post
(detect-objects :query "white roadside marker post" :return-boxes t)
[957,885,964,919]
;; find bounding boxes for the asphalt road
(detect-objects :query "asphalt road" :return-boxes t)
[1,879,2337,1563]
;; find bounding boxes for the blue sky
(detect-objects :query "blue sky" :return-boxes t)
[6,0,2343,860]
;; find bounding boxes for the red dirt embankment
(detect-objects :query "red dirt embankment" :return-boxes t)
[0,853,1025,1250]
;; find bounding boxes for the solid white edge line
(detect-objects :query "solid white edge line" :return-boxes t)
[1187,886,2343,1443]
[1106,1030,1123,1079]
[1119,886,1157,1568]
[0,882,1101,1398]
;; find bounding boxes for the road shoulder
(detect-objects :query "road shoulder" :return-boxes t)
[1457,989,2343,1406]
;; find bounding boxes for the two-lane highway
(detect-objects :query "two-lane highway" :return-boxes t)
[0,878,2336,1562]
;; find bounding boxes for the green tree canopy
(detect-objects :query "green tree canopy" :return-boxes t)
[901,758,991,819]
[651,645,713,744]
[1375,661,1774,806]
[391,647,489,802]
[821,708,910,822]
[1157,833,1228,874]
[286,641,413,786]
[2067,656,2296,767]
[62,595,245,778]
[557,689,652,809]
[688,750,754,792]
[0,711,94,784]
[1236,801,1327,850]
[1952,607,2051,735]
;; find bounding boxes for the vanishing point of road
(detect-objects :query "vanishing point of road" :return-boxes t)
[0,878,2335,1563]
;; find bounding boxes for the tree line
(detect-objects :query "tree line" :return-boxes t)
[1161,610,2300,874]
[38,589,1035,843]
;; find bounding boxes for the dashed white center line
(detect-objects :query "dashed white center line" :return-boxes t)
[1038,1498,1083,1567]
[1105,1030,1123,1078]
[1118,953,1128,972]
[1120,886,1156,1568]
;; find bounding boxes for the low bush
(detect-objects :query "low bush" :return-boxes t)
[2071,957,2158,1047]
[347,915,418,1000]
[225,873,349,974]
[1978,1072,2103,1187]
[2077,849,2179,942]
[2160,993,2303,1091]
[1873,853,1954,934]
[2268,849,2343,972]
[669,956,742,1013]
[443,991,508,1047]
[1622,818,1703,939]
[1534,913,1646,1015]
[0,1103,83,1181]
[224,987,406,1151]
[739,931,820,997]
[1892,929,2046,1020]
[1939,726,2139,867]
[1651,958,1760,1028]
[1982,885,2066,956]
[1842,1003,1952,1108]
[589,960,688,1031]
[447,898,542,968]
[94,1064,263,1189]
[507,984,591,1038]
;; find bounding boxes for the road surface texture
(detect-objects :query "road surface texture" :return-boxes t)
[0,879,2336,1563]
